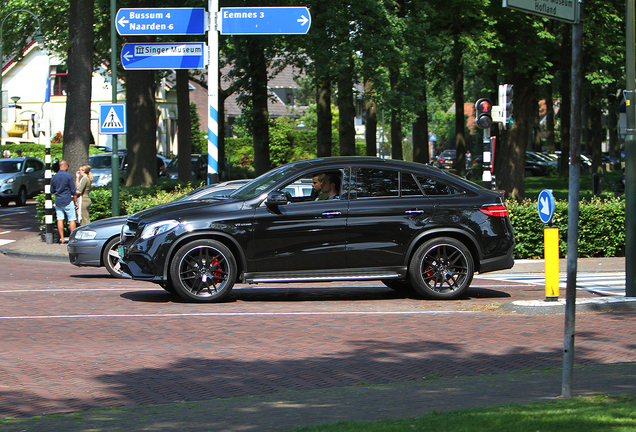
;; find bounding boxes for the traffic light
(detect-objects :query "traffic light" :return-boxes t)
[475,98,493,129]
[499,84,513,130]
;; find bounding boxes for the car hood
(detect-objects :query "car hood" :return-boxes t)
[0,172,20,180]
[128,198,242,224]
[78,215,128,230]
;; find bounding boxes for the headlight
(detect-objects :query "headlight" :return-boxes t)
[75,230,97,240]
[141,220,179,240]
[97,174,112,185]
[4,177,15,184]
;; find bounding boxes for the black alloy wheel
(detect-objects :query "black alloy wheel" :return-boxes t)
[409,237,474,300]
[170,239,237,303]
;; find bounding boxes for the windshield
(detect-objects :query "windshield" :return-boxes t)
[0,161,22,173]
[89,155,112,169]
[228,164,304,200]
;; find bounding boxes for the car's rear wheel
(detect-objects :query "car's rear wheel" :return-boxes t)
[170,239,236,303]
[409,237,473,300]
[102,237,125,278]
[15,187,27,206]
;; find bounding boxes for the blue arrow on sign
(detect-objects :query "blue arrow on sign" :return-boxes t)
[220,7,311,35]
[116,8,206,36]
[538,189,556,224]
[121,42,207,70]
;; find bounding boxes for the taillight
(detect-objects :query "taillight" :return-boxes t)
[480,204,509,217]
[439,158,446,162]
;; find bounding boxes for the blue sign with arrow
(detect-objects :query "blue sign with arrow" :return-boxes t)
[538,189,556,224]
[116,8,206,36]
[219,7,311,35]
[121,42,207,70]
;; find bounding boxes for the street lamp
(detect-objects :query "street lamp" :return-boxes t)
[10,96,20,121]
[0,10,45,151]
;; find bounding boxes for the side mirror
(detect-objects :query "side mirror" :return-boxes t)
[26,167,34,173]
[266,191,289,206]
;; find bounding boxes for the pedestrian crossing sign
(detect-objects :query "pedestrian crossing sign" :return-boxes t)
[99,103,127,134]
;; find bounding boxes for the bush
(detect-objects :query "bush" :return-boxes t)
[507,197,625,259]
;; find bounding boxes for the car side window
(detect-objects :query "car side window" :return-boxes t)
[401,173,423,196]
[353,169,399,198]
[415,175,463,196]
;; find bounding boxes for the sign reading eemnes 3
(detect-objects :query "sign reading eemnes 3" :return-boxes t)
[502,0,579,23]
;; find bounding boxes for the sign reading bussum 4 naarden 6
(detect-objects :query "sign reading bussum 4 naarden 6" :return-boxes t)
[503,0,579,23]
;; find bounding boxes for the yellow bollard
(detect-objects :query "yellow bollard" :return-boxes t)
[544,227,560,301]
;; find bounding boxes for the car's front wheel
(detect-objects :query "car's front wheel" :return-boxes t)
[409,237,473,300]
[102,237,125,278]
[170,239,237,303]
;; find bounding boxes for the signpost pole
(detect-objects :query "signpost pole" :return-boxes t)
[207,0,219,184]
[562,0,584,399]
[482,129,492,190]
[625,0,636,297]
[110,0,119,216]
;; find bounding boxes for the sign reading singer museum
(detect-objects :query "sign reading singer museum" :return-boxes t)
[502,0,579,23]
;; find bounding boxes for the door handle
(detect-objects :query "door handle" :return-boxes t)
[322,211,342,217]
[405,209,424,214]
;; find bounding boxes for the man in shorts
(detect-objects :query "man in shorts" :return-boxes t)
[50,160,78,244]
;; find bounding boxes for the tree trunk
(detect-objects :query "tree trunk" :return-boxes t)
[316,80,332,157]
[250,38,270,175]
[559,24,571,179]
[495,79,535,202]
[607,89,619,164]
[364,78,377,157]
[389,67,403,160]
[452,34,466,176]
[532,97,542,151]
[125,69,157,187]
[338,56,356,156]
[545,83,556,152]
[412,66,429,165]
[589,88,603,175]
[63,0,94,174]
[176,70,192,182]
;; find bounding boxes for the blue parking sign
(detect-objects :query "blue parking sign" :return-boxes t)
[99,103,127,135]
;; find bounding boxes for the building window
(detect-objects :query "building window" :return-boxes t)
[50,66,67,97]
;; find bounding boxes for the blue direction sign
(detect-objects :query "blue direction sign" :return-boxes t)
[99,103,126,135]
[116,8,206,36]
[121,42,207,70]
[538,189,556,224]
[220,7,311,35]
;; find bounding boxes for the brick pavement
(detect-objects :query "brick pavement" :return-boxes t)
[0,252,635,427]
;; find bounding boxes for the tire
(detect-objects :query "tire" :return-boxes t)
[102,237,125,278]
[409,237,474,300]
[161,280,177,294]
[15,187,28,206]
[0,199,8,207]
[381,279,415,293]
[170,239,237,303]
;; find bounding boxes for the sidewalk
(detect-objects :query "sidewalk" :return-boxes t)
[0,363,634,431]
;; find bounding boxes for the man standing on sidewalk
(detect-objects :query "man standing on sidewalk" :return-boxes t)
[50,160,78,244]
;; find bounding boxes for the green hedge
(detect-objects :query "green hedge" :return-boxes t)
[36,180,202,224]
[507,197,625,259]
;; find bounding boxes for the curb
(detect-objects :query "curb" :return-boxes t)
[499,296,636,315]
[0,248,69,263]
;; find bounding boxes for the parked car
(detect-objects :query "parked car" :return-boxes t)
[67,180,251,277]
[436,149,457,170]
[89,151,173,186]
[118,157,515,302]
[0,157,45,206]
[88,151,128,187]
[165,154,207,180]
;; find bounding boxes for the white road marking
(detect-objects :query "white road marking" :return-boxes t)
[0,310,478,320]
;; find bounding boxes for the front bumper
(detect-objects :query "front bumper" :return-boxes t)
[67,240,103,267]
